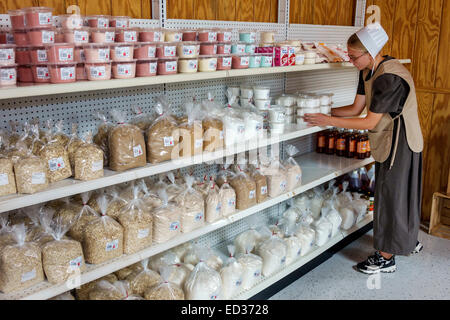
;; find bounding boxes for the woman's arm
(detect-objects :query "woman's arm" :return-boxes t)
[331,94,366,117]
[303,110,383,130]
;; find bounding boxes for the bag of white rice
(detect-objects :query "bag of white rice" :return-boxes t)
[256,228,287,276]
[284,230,302,265]
[148,251,180,272]
[283,144,302,191]
[310,186,325,219]
[183,244,224,271]
[125,258,162,296]
[220,245,243,299]
[312,215,333,247]
[152,188,181,243]
[144,265,185,300]
[75,273,118,300]
[177,175,205,233]
[171,241,193,261]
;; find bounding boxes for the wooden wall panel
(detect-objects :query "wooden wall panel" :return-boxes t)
[236,0,253,21]
[140,0,151,19]
[167,0,194,19]
[313,0,328,25]
[435,0,450,90]
[38,0,66,15]
[269,0,278,22]
[216,0,236,21]
[336,0,355,26]
[289,0,354,25]
[254,0,272,22]
[111,0,141,18]
[373,0,396,57]
[77,0,112,16]
[0,0,37,13]
[194,0,216,20]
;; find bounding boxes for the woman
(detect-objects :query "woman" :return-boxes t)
[304,23,424,274]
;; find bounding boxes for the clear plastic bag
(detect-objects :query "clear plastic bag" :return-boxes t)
[229,165,256,210]
[152,188,181,244]
[74,131,104,181]
[109,109,147,171]
[309,186,325,219]
[205,178,222,223]
[250,165,268,203]
[125,258,162,296]
[14,154,48,194]
[234,216,263,255]
[75,273,118,300]
[68,192,100,243]
[166,171,183,201]
[284,227,302,265]
[236,243,262,291]
[66,123,84,171]
[89,280,130,300]
[129,105,152,132]
[0,136,17,196]
[220,245,244,299]
[312,215,333,247]
[93,111,113,167]
[219,179,236,217]
[283,144,302,191]
[179,97,203,157]
[177,175,205,233]
[257,230,288,276]
[144,265,185,300]
[262,158,288,198]
[202,93,224,152]
[294,223,315,256]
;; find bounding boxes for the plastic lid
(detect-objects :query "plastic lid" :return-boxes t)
[115,27,139,32]
[217,54,232,58]
[85,60,112,64]
[112,59,137,64]
[157,57,179,61]
[111,16,130,20]
[177,41,199,45]
[86,15,111,19]
[198,55,218,59]
[136,58,158,62]
[7,9,24,15]
[0,44,16,48]
[82,43,111,48]
[198,29,217,33]
[89,27,116,32]
[217,42,232,45]
[180,29,197,33]
[109,42,135,47]
[62,26,90,32]
[46,61,77,66]
[0,63,17,67]
[232,53,250,56]
[44,43,74,47]
[23,26,56,31]
[134,41,158,47]
[232,41,247,45]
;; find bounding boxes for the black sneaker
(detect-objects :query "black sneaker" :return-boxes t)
[410,241,423,255]
[356,251,396,274]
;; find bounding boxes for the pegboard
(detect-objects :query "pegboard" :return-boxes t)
[287,24,360,45]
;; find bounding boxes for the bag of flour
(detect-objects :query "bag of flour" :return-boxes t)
[220,245,244,299]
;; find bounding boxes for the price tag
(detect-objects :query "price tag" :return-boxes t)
[223,44,231,54]
[115,46,130,58]
[42,30,54,43]
[48,157,65,171]
[58,48,73,61]
[117,64,132,76]
[37,49,48,62]
[124,31,137,42]
[254,55,261,65]
[165,61,177,72]
[133,145,143,157]
[209,59,217,70]
[254,270,261,277]
[223,32,232,42]
[115,20,128,28]
[222,57,232,67]
[74,30,88,43]
[216,203,222,212]
[91,160,103,172]
[228,198,236,207]
[69,256,83,269]
[21,269,36,282]
[0,48,14,62]
[240,56,249,66]
[154,32,162,42]
[188,60,198,70]
[237,44,245,53]
[39,12,52,25]
[147,46,156,57]
[164,46,176,57]
[296,173,302,182]
[0,68,15,81]
[263,56,273,65]
[169,221,180,231]
[281,256,286,264]
[163,136,174,147]
[98,18,109,28]
[280,180,287,191]
[249,190,256,199]
[36,66,50,79]
[31,172,46,184]
[194,212,204,221]
[261,185,267,195]
[106,239,119,252]
[105,31,115,42]
[174,33,182,41]
[149,62,157,74]
[208,32,217,42]
[182,45,196,56]
[195,139,203,148]
[138,228,150,239]
[60,67,75,80]
[98,48,109,61]
[0,173,9,186]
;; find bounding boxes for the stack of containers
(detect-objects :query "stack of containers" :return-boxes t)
[275,94,297,124]
[286,40,304,66]
[154,28,179,75]
[318,93,333,115]
[253,86,271,129]
[136,27,161,76]
[296,93,321,126]
[112,24,138,79]
[240,84,253,106]
[198,29,218,72]
[216,29,232,71]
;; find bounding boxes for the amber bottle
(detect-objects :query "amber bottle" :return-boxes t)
[325,128,336,155]
[364,130,371,158]
[316,131,326,153]
[335,128,347,157]
[356,130,367,159]
[345,129,357,158]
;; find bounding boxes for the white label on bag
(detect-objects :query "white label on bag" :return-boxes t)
[148,46,156,57]
[69,256,83,269]
[58,48,73,61]
[174,33,182,41]
[163,136,174,147]
[183,45,196,56]
[42,30,54,43]
[117,64,132,75]
[154,32,162,42]
[0,173,8,186]
[39,12,52,25]
[194,212,204,221]
[169,221,180,231]
[164,46,176,57]
[261,185,267,195]
[249,190,256,199]
[165,61,177,72]
[138,228,150,239]
[254,270,261,277]
[115,20,127,28]
[36,66,50,79]
[48,157,65,171]
[220,130,224,139]
[98,48,109,60]
[297,248,302,256]
[133,145,143,157]
[188,60,197,70]
[240,56,249,66]
[228,198,236,207]
[149,62,157,73]
[37,49,48,62]
[124,31,137,42]
[209,59,217,69]
[74,30,88,42]
[222,57,232,67]
[223,32,232,41]
[98,18,109,28]
[21,269,36,282]
[106,239,119,251]
[237,125,245,134]
[208,32,217,42]
[92,160,103,172]
[277,113,285,122]
[60,67,75,80]
[0,48,14,62]
[216,202,222,212]
[31,172,45,184]
[296,173,302,182]
[223,45,231,54]
[0,68,15,81]
[105,31,115,42]
[115,46,130,58]
[195,139,203,148]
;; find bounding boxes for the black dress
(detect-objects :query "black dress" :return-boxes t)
[357,56,423,255]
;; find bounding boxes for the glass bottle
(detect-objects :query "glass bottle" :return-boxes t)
[335,128,346,157]
[346,129,357,158]
[325,128,336,155]
[365,130,371,158]
[356,130,367,159]
[316,130,326,153]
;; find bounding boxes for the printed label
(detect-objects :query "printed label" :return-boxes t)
[98,48,109,61]
[39,12,52,25]
[235,278,243,287]
[165,61,177,72]
[194,212,204,221]
[91,160,103,172]
[105,31,115,42]
[296,173,302,182]
[297,248,302,256]
[70,17,83,28]
[228,198,236,207]
[58,48,73,61]
[48,157,65,172]
[106,239,119,251]
[254,56,261,65]
[182,45,196,56]
[164,46,176,57]
[31,172,45,184]
[42,30,54,43]
[124,31,137,42]
[115,20,127,28]
[36,67,50,79]
[240,56,249,66]
[138,228,150,239]
[281,256,286,264]
[0,48,14,62]
[37,49,48,62]
[222,57,232,67]
[115,46,130,58]
[223,32,232,42]
[195,138,203,148]
[277,113,285,122]
[60,67,75,80]
[328,230,332,239]
[223,45,231,54]
[263,56,273,65]
[169,221,180,231]
[209,59,217,69]
[154,32,162,42]
[149,62,157,74]
[117,64,132,76]
[174,33,182,41]
[280,180,287,191]
[261,185,267,195]
[98,18,109,28]
[216,202,222,212]
[208,32,217,41]
[250,32,256,41]
[254,270,261,277]
[133,145,143,157]
[0,68,15,81]
[69,256,83,269]
[74,30,88,43]
[147,46,156,57]
[0,173,9,186]
[21,269,36,282]
[247,45,256,53]
[188,60,198,70]
[6,33,14,44]
[163,136,174,147]
[249,190,256,199]
[220,130,224,139]
[236,44,245,53]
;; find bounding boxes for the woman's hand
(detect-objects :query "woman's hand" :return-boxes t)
[303,113,333,127]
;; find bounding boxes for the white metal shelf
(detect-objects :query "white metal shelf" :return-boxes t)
[0,124,326,214]
[0,152,373,300]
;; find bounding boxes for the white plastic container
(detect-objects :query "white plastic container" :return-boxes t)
[254,99,271,110]
[319,93,333,106]
[303,107,319,114]
[253,86,270,100]
[260,31,275,43]
[297,107,305,116]
[284,115,294,124]
[304,58,316,65]
[0,64,17,86]
[176,41,200,58]
[276,94,296,107]
[240,85,253,99]
[285,105,295,115]
[269,107,286,123]
[0,44,16,65]
[296,116,307,126]
[228,86,240,97]
[320,105,331,114]
[304,50,316,59]
[164,30,182,42]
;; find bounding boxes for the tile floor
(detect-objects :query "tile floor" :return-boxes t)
[269,229,450,300]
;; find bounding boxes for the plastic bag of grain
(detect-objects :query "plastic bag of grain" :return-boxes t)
[183,244,224,271]
[164,261,191,288]
[202,92,224,152]
[250,166,268,203]
[220,245,244,299]
[49,120,70,147]
[115,262,144,280]
[93,112,113,167]
[283,227,302,265]
[178,98,203,158]
[229,165,256,210]
[50,292,76,300]
[216,164,234,188]
[108,109,147,171]
[0,137,17,196]
[66,123,84,172]
[146,96,180,164]
[256,228,287,276]
[205,178,222,223]
[117,185,153,254]
[14,153,48,194]
[219,178,236,217]
[184,248,222,300]
[37,132,72,183]
[148,251,180,272]
[294,215,316,257]
[261,159,288,198]
[0,224,44,293]
[140,182,163,211]
[312,215,333,247]
[125,258,162,296]
[236,243,262,291]
[152,188,181,244]
[176,175,205,233]
[144,265,185,300]
[75,273,118,300]
[166,171,183,201]
[129,105,152,132]
[309,186,325,219]
[29,206,58,247]
[41,214,86,284]
[234,215,265,255]
[68,192,100,243]
[0,213,14,249]
[283,144,302,191]
[89,280,130,300]
[172,241,193,262]
[74,131,104,181]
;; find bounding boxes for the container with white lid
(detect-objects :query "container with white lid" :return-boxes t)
[275,94,296,107]
[85,61,112,80]
[227,86,240,96]
[110,16,130,28]
[0,44,16,65]
[296,116,307,126]
[85,15,110,28]
[177,41,200,58]
[164,29,183,42]
[253,86,270,100]
[254,99,271,110]
[178,58,198,73]
[303,107,318,114]
[110,43,135,61]
[198,55,217,72]
[59,14,84,29]
[320,105,332,115]
[240,85,253,99]
[90,27,116,43]
[82,43,110,63]
[269,106,286,123]
[115,28,138,42]
[23,7,53,28]
[319,93,334,106]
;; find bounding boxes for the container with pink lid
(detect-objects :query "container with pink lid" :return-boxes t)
[18,65,33,82]
[216,54,232,70]
[136,58,157,77]
[90,27,115,43]
[85,61,112,80]
[139,28,164,42]
[59,14,85,29]
[217,42,231,54]
[112,60,136,79]
[181,29,197,41]
[45,43,74,63]
[0,44,16,66]
[0,28,15,44]
[164,30,182,42]
[8,10,26,30]
[231,54,250,69]
[30,63,51,83]
[48,62,76,83]
[115,28,138,42]
[27,27,55,46]
[74,46,85,63]
[83,43,110,63]
[156,42,177,58]
[157,57,178,75]
[216,29,232,42]
[198,55,217,72]
[178,58,198,73]
[23,7,54,28]
[0,64,17,86]
[133,42,157,60]
[16,46,30,64]
[85,15,110,28]
[63,27,90,44]
[109,16,130,28]
[197,30,217,42]
[176,41,200,59]
[110,43,134,61]
[76,63,87,80]
[199,42,217,55]
[28,46,48,63]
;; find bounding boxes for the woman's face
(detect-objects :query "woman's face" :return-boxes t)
[347,47,372,70]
